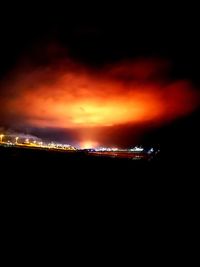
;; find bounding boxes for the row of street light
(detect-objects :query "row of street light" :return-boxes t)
[1,134,20,144]
[0,134,76,150]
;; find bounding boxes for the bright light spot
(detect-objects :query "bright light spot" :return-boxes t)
[0,134,4,142]
[80,141,98,149]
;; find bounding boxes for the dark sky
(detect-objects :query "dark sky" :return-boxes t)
[0,5,200,150]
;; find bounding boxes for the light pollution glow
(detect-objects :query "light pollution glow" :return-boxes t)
[1,58,199,146]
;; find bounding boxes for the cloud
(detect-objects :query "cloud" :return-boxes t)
[0,56,199,135]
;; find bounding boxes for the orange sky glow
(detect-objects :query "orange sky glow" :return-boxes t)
[1,58,199,148]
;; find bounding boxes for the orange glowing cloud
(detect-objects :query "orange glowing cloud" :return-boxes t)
[1,58,199,130]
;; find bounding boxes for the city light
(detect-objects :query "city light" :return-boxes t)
[0,134,160,161]
[0,133,159,161]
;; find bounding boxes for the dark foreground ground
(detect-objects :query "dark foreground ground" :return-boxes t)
[0,145,163,203]
[0,144,160,176]
[0,144,198,243]
[0,144,198,176]
[0,145,161,174]
[0,145,157,162]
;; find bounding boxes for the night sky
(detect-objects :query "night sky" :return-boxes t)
[0,5,200,151]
